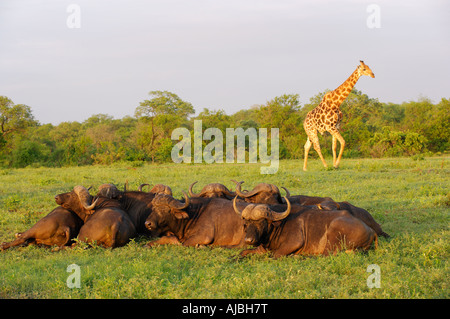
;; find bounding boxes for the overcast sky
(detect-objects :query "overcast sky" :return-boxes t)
[1,0,449,125]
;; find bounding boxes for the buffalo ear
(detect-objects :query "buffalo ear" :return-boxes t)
[174,211,189,219]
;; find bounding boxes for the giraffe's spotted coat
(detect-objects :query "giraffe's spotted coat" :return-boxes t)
[303,61,375,171]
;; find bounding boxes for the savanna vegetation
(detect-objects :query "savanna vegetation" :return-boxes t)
[0,157,448,298]
[1,90,448,168]
[0,90,448,299]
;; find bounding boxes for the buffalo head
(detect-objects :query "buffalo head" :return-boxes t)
[232,180,283,205]
[97,183,122,199]
[188,181,236,199]
[233,195,291,245]
[144,192,190,234]
[55,185,99,220]
[139,183,173,196]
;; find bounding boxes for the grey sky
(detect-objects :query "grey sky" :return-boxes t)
[1,0,449,125]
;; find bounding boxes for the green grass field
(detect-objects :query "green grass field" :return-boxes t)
[0,157,448,299]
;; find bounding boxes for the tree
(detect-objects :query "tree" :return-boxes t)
[196,108,231,132]
[135,91,195,119]
[379,103,405,126]
[0,96,37,149]
[134,91,195,162]
[231,107,259,130]
[256,94,301,129]
[82,114,114,128]
[364,127,427,157]
[428,98,450,152]
[256,94,304,159]
[339,89,382,155]
[401,97,434,134]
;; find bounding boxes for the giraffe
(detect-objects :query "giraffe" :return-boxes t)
[303,60,375,171]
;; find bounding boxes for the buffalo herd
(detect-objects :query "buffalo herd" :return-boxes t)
[1,181,389,258]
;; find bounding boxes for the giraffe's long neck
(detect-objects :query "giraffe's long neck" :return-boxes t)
[323,68,361,109]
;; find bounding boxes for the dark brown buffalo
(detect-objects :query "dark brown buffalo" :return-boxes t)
[233,196,377,258]
[55,186,136,248]
[144,193,245,248]
[138,183,173,196]
[281,189,337,209]
[280,187,335,206]
[97,183,156,235]
[188,181,236,199]
[232,181,337,210]
[0,206,83,251]
[232,180,283,205]
[335,201,389,238]
[281,187,390,238]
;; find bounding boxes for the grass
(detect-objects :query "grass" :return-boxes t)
[0,156,448,299]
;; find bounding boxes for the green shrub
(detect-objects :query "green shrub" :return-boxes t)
[364,128,427,158]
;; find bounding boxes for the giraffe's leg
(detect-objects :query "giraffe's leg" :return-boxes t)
[303,138,312,171]
[305,132,327,169]
[331,131,345,168]
[332,135,337,167]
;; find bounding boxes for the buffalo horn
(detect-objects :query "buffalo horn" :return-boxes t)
[74,185,98,212]
[267,196,291,221]
[233,196,263,220]
[232,180,258,198]
[138,183,150,192]
[168,191,190,210]
[233,196,242,216]
[281,186,291,198]
[222,184,236,198]
[188,181,200,197]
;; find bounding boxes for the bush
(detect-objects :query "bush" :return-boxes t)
[364,128,427,158]
[154,138,175,162]
[10,140,46,168]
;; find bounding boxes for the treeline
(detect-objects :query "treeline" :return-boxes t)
[0,90,448,168]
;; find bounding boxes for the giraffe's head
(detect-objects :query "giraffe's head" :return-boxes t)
[358,60,375,78]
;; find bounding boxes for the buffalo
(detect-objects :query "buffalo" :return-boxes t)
[281,187,390,238]
[97,183,176,235]
[97,183,156,235]
[138,183,173,196]
[188,181,236,199]
[144,193,246,248]
[233,180,283,205]
[55,185,136,248]
[0,206,83,251]
[233,196,378,258]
